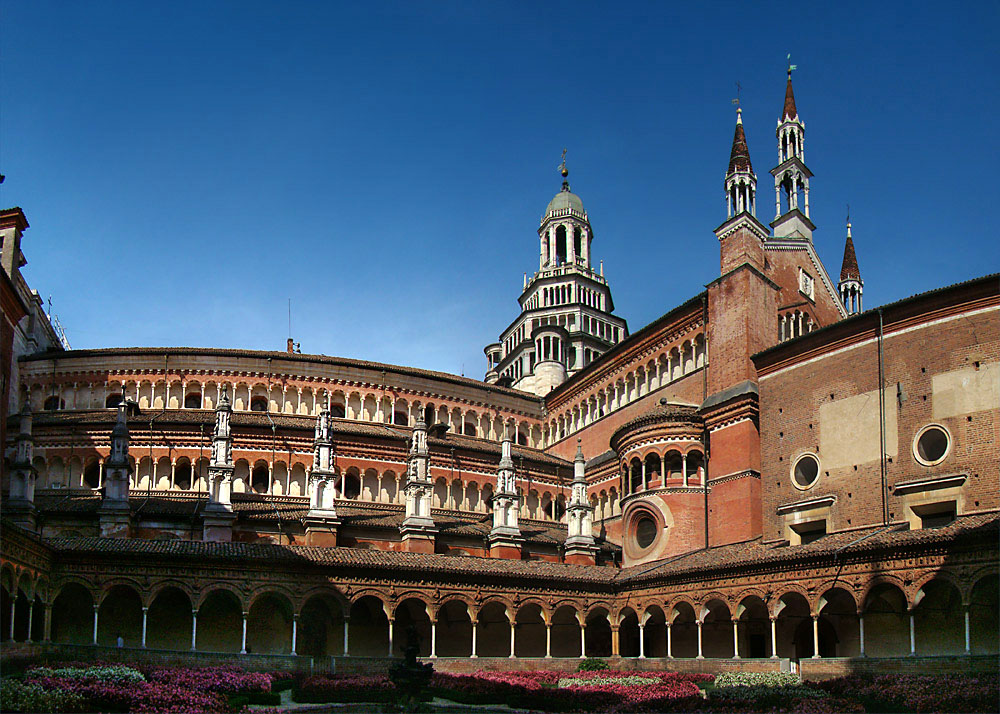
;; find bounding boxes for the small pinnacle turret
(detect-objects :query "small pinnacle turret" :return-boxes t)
[204,385,237,542]
[564,438,597,564]
[488,424,523,558]
[99,386,133,537]
[770,60,814,241]
[839,218,863,315]
[401,412,437,551]
[725,108,757,219]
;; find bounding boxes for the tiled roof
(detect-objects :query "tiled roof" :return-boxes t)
[610,403,702,445]
[20,347,545,405]
[782,79,798,120]
[728,114,754,174]
[840,231,861,281]
[618,512,999,585]
[45,535,620,586]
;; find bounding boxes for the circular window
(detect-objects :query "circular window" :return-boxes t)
[792,453,820,489]
[635,516,657,549]
[914,425,951,466]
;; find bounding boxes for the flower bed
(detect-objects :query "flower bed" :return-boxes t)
[294,673,396,704]
[818,673,1000,713]
[0,662,279,714]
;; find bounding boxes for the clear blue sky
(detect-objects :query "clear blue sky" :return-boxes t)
[2,1,997,377]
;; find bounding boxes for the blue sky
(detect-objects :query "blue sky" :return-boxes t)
[2,1,997,377]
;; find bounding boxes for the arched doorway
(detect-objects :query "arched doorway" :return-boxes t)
[349,596,389,657]
[642,606,667,658]
[550,605,581,658]
[476,602,511,657]
[98,584,143,647]
[436,600,472,657]
[863,583,909,657]
[914,579,964,655]
[669,602,698,658]
[299,594,346,657]
[197,590,243,653]
[247,592,293,654]
[51,583,93,644]
[584,607,612,657]
[969,574,999,654]
[736,596,770,658]
[393,598,431,657]
[514,603,546,658]
[618,607,639,657]
[147,586,193,650]
[817,587,858,657]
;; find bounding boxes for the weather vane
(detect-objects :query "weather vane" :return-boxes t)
[847,203,850,224]
[559,148,568,178]
[732,81,742,108]
[787,53,798,78]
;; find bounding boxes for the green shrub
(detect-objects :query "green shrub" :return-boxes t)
[271,678,294,693]
[227,694,250,711]
[0,679,87,713]
[247,690,282,705]
[577,657,610,671]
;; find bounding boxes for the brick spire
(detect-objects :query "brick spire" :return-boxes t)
[728,109,754,174]
[840,222,861,281]
[782,75,798,120]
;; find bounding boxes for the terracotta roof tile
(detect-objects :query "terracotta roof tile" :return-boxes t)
[840,231,861,281]
[728,114,754,174]
[782,79,798,120]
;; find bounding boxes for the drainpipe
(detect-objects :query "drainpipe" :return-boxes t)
[702,293,710,550]
[877,309,888,525]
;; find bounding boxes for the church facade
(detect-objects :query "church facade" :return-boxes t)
[2,71,997,671]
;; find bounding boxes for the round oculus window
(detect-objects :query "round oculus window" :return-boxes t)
[792,453,820,489]
[914,425,950,465]
[635,516,657,549]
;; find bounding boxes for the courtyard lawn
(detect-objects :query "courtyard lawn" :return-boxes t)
[0,660,997,713]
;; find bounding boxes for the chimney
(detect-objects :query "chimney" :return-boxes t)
[287,337,295,353]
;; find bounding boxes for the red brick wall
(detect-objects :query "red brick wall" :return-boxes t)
[758,305,999,540]
[798,654,998,681]
[767,248,844,327]
[707,267,778,394]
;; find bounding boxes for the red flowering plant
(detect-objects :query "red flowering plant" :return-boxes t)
[818,673,1000,714]
[293,674,396,704]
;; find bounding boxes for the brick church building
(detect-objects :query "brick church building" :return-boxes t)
[2,70,997,674]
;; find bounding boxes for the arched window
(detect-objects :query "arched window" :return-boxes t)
[573,227,582,259]
[251,464,270,493]
[43,395,64,411]
[250,396,268,412]
[184,393,202,409]
[83,461,101,489]
[555,225,567,264]
[105,393,123,408]
[174,462,192,490]
[331,403,346,418]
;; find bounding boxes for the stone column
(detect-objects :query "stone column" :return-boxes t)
[641,460,647,491]
[908,611,916,656]
[470,620,478,658]
[859,614,865,657]
[509,621,515,658]
[666,622,673,659]
[580,622,586,658]
[141,607,148,648]
[240,612,248,654]
[387,617,394,657]
[545,622,552,659]
[770,617,778,658]
[638,623,645,658]
[695,620,703,659]
[8,599,16,640]
[44,603,52,643]
[191,611,198,650]
[732,619,740,658]
[291,615,298,656]
[92,605,99,645]
[26,602,34,643]
[611,625,620,657]
[681,453,687,487]
[343,617,350,656]
[429,620,437,659]
[964,607,971,655]
[811,615,820,658]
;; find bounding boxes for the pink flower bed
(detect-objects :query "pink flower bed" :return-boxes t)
[16,663,277,714]
[818,673,999,713]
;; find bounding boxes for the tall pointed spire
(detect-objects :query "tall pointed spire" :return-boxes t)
[770,60,814,241]
[840,221,861,281]
[839,216,863,315]
[728,108,754,174]
[564,438,597,564]
[724,107,757,220]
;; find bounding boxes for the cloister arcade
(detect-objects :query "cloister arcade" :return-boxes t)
[544,332,706,444]
[26,453,586,524]
[23,378,545,448]
[6,569,995,661]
